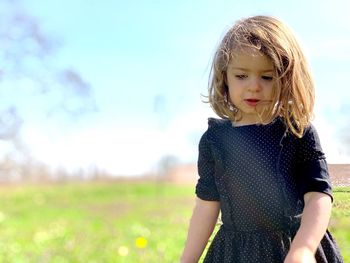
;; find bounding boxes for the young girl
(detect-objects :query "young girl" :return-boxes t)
[181,16,343,263]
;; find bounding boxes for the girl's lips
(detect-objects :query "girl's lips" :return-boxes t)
[244,99,260,106]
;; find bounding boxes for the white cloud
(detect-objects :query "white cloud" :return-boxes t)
[18,106,217,176]
[21,123,164,176]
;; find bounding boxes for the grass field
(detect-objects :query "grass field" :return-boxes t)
[0,181,349,262]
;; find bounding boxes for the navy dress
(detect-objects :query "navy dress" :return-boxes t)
[196,118,343,263]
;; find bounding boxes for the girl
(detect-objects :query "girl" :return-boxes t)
[181,16,343,263]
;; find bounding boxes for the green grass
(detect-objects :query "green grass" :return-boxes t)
[0,182,349,262]
[330,187,350,261]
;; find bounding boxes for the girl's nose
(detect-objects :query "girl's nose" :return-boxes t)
[248,77,262,92]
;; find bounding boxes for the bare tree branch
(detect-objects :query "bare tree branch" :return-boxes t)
[0,1,97,180]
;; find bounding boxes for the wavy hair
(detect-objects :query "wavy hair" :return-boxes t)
[207,15,314,137]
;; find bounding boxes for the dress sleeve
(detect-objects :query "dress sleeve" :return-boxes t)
[295,124,333,200]
[195,130,220,201]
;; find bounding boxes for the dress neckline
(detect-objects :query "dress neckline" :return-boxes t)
[228,117,280,129]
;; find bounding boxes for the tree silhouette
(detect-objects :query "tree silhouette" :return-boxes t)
[0,0,96,180]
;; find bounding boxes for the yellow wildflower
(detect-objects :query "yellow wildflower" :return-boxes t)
[135,237,148,249]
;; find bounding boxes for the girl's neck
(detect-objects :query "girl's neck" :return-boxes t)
[232,116,278,127]
[231,121,261,127]
[231,117,262,127]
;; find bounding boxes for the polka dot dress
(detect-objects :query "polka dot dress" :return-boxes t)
[195,118,343,263]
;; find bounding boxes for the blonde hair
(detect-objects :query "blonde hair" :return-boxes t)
[207,15,314,137]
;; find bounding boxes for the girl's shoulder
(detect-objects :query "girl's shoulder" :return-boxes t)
[207,117,230,128]
[200,118,230,142]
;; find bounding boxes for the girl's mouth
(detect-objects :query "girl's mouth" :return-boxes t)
[244,99,260,107]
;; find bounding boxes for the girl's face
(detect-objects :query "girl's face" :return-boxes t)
[226,49,275,125]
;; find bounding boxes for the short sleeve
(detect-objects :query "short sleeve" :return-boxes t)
[195,130,220,201]
[296,124,333,200]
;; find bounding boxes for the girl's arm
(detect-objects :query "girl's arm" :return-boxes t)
[284,191,332,263]
[180,198,220,263]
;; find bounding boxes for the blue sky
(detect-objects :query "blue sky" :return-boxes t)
[2,0,350,175]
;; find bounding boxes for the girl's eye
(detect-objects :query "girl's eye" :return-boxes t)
[262,76,273,81]
[235,75,247,79]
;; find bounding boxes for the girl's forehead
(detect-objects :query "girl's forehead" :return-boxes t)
[228,49,274,70]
